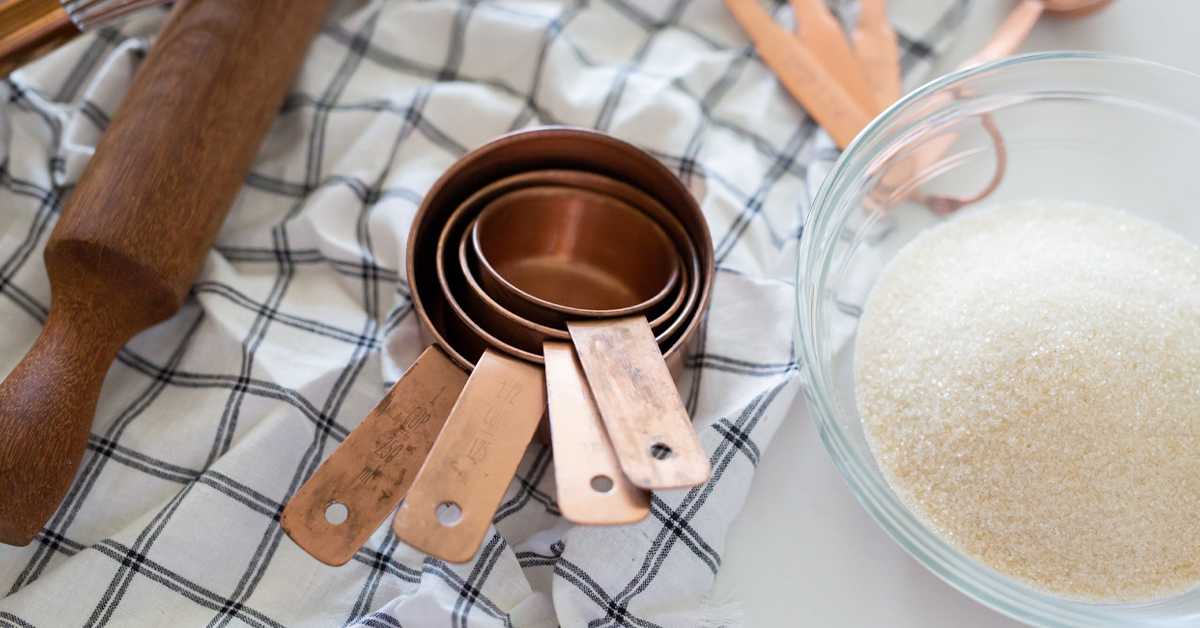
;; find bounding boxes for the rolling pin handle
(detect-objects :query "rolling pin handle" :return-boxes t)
[0,307,126,545]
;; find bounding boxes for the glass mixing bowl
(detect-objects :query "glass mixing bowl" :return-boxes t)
[796,52,1200,628]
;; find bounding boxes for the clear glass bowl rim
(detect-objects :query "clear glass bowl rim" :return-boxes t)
[795,51,1200,628]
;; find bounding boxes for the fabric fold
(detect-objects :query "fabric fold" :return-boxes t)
[0,0,968,625]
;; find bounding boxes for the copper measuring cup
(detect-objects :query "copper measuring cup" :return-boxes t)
[462,181,715,510]
[436,174,699,354]
[472,186,680,321]
[281,127,714,565]
[457,170,702,335]
[436,181,699,528]
[455,218,687,354]
[434,174,679,362]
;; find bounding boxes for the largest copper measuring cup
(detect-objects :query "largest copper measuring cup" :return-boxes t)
[413,127,714,373]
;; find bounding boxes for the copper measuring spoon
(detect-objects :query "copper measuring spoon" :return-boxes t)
[788,0,877,114]
[721,0,871,148]
[852,0,901,111]
[869,0,1114,217]
[960,0,1114,69]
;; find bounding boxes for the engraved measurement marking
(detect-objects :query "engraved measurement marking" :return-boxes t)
[356,466,376,485]
[356,465,404,486]
[373,435,406,464]
[466,437,490,463]
[480,405,504,438]
[496,379,523,404]
[371,402,433,465]
[399,405,431,431]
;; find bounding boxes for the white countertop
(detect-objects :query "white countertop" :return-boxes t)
[713,2,1200,626]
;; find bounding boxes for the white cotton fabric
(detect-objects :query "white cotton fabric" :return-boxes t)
[0,0,966,625]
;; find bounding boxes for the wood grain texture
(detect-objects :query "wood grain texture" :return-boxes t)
[543,342,649,526]
[0,0,80,78]
[568,317,710,490]
[0,0,334,546]
[280,346,469,566]
[789,0,878,115]
[852,0,902,110]
[722,0,871,149]
[392,349,546,563]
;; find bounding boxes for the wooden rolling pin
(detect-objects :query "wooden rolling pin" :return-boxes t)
[0,0,334,546]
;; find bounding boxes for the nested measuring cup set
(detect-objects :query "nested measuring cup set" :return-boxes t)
[280,127,716,565]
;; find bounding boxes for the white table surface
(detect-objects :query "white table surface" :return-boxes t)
[712,2,1200,626]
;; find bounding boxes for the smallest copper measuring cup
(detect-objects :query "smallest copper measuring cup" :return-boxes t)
[472,186,681,326]
[457,218,686,355]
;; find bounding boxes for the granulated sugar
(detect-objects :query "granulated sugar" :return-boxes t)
[855,202,1200,603]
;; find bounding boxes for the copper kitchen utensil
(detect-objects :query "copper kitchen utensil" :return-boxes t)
[960,0,1114,69]
[435,172,705,364]
[851,0,901,111]
[472,187,680,320]
[721,0,871,148]
[407,128,712,378]
[543,341,649,525]
[455,218,688,353]
[788,0,878,114]
[568,317,710,490]
[0,0,167,77]
[394,127,715,562]
[868,0,1110,217]
[391,348,547,564]
[0,0,333,546]
[461,171,703,333]
[470,189,710,491]
[283,129,713,565]
[279,346,467,566]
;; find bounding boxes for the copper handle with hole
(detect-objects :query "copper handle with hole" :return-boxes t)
[280,346,468,566]
[544,341,649,525]
[569,317,711,490]
[391,349,547,563]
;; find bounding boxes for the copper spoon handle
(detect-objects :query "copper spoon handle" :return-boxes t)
[722,0,872,148]
[959,0,1045,68]
[568,317,710,490]
[789,0,878,115]
[852,0,902,110]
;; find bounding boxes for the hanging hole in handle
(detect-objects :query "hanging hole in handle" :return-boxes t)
[648,442,674,460]
[325,502,349,525]
[590,475,615,493]
[436,502,463,526]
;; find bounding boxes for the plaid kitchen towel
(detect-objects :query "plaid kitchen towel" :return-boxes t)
[0,0,967,625]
